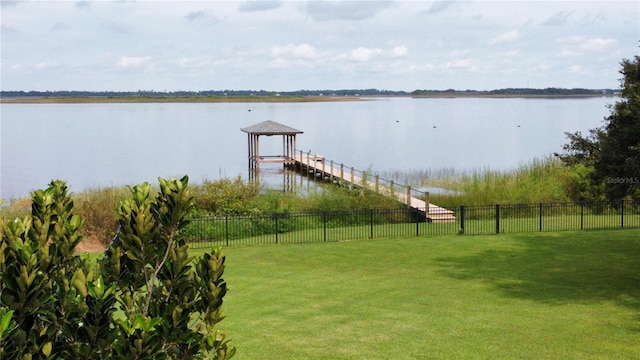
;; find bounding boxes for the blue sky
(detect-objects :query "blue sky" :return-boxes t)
[1,0,638,91]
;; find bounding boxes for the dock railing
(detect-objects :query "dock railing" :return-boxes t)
[295,150,430,208]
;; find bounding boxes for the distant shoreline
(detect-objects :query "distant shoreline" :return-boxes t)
[0,95,363,104]
[0,93,617,104]
[412,93,618,99]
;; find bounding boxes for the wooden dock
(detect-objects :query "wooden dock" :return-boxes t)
[290,152,456,223]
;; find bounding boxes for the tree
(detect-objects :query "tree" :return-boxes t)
[0,177,235,359]
[556,56,640,202]
[594,56,640,201]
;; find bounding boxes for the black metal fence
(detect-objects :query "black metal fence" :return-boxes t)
[183,200,640,248]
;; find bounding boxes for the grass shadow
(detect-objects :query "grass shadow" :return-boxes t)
[435,230,640,314]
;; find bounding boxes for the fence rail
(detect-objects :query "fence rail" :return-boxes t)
[183,200,640,248]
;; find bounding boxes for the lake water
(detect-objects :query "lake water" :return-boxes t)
[1,97,615,199]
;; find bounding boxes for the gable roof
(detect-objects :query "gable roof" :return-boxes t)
[241,120,303,135]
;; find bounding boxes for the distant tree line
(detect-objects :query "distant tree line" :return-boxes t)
[0,87,618,98]
[412,88,617,96]
[0,89,409,98]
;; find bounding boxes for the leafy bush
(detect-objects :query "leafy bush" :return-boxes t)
[193,177,260,215]
[0,177,235,359]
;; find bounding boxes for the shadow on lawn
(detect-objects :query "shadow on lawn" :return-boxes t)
[435,230,640,313]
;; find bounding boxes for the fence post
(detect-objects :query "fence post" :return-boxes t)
[580,201,584,230]
[390,180,394,197]
[275,214,279,244]
[406,186,412,207]
[495,204,500,234]
[621,200,625,228]
[225,215,229,247]
[539,203,543,232]
[369,209,374,239]
[323,211,327,242]
[375,175,380,194]
[460,206,465,234]
[340,164,344,186]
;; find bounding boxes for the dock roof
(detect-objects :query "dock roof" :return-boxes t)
[241,120,303,135]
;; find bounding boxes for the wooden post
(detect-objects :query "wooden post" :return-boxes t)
[350,167,355,188]
[322,157,326,182]
[362,171,367,193]
[406,186,412,207]
[375,175,379,194]
[330,160,335,183]
[340,164,344,185]
[307,150,311,178]
[425,192,430,213]
[282,135,286,164]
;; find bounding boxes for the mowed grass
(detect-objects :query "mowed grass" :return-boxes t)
[211,229,640,359]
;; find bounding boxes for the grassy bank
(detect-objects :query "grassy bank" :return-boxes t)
[0,178,404,246]
[382,156,577,208]
[0,157,590,245]
[210,229,640,359]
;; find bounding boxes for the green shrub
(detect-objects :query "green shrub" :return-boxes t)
[0,177,235,359]
[193,177,260,215]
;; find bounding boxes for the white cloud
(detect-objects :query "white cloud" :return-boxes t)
[238,1,281,12]
[556,36,617,57]
[490,30,519,45]
[541,11,571,26]
[408,63,435,72]
[118,56,150,68]
[568,64,584,74]
[391,45,408,57]
[580,38,616,51]
[305,1,392,21]
[557,49,581,58]
[0,0,637,91]
[424,1,456,15]
[445,58,474,70]
[175,56,211,68]
[35,61,59,69]
[450,49,472,58]
[350,47,381,62]
[271,43,320,60]
[506,50,521,57]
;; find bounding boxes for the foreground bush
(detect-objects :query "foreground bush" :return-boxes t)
[0,177,235,359]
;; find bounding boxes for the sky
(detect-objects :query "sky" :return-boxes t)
[1,0,638,92]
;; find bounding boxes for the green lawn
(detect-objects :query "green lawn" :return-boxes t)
[211,229,640,359]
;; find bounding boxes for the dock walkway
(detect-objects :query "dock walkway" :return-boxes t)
[291,151,455,222]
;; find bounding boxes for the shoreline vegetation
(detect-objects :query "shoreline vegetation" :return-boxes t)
[0,95,364,104]
[0,87,618,103]
[1,156,588,247]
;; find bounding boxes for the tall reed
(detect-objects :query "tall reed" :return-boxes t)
[380,156,574,208]
[73,186,130,244]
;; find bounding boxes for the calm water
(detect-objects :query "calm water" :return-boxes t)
[1,97,614,199]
